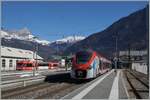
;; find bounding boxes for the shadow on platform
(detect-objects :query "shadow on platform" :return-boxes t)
[44,73,91,84]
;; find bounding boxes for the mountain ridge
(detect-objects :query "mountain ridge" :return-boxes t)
[1,28,85,60]
[64,6,149,58]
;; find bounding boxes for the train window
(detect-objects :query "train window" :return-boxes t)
[17,63,24,67]
[26,63,33,67]
[99,60,101,68]
[38,63,48,66]
[2,59,6,67]
[76,51,92,64]
[9,60,13,67]
[53,64,58,67]
[16,60,18,63]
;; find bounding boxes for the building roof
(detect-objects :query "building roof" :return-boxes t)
[1,46,43,60]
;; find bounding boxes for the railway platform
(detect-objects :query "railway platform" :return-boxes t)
[62,69,149,99]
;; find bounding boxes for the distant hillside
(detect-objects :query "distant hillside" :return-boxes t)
[64,5,149,58]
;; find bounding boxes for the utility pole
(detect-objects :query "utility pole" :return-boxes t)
[56,38,58,57]
[73,34,75,43]
[128,44,131,69]
[33,43,36,76]
[35,42,38,73]
[115,32,118,70]
[33,36,38,76]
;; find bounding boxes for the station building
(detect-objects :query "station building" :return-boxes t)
[1,46,43,71]
[119,50,148,74]
[119,50,147,61]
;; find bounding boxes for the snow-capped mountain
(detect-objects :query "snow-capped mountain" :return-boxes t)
[51,36,85,44]
[1,28,50,45]
[1,28,85,46]
[1,28,86,59]
[49,35,85,53]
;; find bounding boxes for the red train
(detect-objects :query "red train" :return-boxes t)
[71,50,111,79]
[16,60,60,71]
[16,60,36,70]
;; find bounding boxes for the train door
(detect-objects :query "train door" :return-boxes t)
[93,57,99,77]
[100,60,104,74]
[99,60,101,74]
[96,57,100,76]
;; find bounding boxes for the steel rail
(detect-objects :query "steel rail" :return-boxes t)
[1,76,46,91]
[1,76,45,85]
[125,71,142,99]
[127,70,149,89]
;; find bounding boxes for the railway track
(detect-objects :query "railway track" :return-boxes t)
[1,72,86,99]
[128,71,149,89]
[2,82,54,99]
[35,83,82,99]
[2,82,84,99]
[125,70,149,99]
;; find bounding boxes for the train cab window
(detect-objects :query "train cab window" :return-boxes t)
[2,59,6,67]
[76,51,92,64]
[9,60,13,67]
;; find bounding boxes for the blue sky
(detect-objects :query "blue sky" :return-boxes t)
[2,1,148,42]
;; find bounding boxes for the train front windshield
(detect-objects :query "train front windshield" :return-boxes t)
[76,51,92,64]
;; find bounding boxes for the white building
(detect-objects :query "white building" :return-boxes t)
[119,50,147,61]
[119,50,147,56]
[132,60,147,74]
[1,46,43,71]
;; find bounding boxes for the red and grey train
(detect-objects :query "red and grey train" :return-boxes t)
[71,50,112,79]
[16,60,59,71]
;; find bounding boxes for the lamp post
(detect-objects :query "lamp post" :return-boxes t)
[128,43,131,69]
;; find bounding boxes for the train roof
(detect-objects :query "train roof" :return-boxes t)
[76,50,93,53]
[76,50,111,63]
